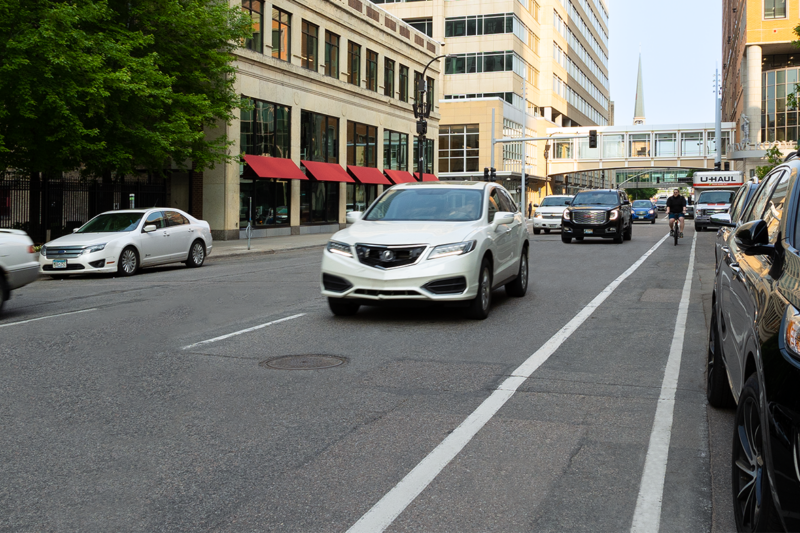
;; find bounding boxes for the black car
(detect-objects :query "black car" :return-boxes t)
[713,181,760,267]
[561,189,632,244]
[707,160,800,532]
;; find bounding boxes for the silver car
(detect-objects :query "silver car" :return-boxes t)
[0,229,40,312]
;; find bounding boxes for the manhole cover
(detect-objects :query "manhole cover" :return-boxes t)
[260,354,347,370]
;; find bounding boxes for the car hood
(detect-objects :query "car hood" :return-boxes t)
[45,232,130,247]
[332,221,480,246]
[535,206,568,214]
[632,206,654,211]
[569,205,616,211]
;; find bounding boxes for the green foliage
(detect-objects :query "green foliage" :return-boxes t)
[755,146,784,180]
[626,188,658,200]
[0,0,252,175]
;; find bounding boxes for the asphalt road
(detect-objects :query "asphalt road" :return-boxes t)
[0,217,738,532]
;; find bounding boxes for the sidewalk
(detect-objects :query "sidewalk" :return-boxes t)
[209,232,334,259]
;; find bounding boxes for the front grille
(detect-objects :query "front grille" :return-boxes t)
[545,213,563,219]
[45,246,84,259]
[355,244,426,269]
[43,264,85,271]
[353,289,421,297]
[322,273,353,293]
[423,277,467,294]
[572,210,607,225]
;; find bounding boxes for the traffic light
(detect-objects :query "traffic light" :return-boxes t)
[724,162,730,171]
[484,168,489,181]
[588,130,598,149]
[490,167,497,180]
[656,176,660,184]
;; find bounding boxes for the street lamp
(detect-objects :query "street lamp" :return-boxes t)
[414,54,455,182]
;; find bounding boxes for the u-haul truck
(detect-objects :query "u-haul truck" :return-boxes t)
[693,171,744,231]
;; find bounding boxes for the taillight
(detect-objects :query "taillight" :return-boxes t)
[27,245,35,254]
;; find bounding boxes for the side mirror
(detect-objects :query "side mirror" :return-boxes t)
[533,203,540,208]
[346,211,362,224]
[734,219,774,256]
[143,224,157,233]
[710,213,735,227]
[493,211,515,227]
[72,228,80,233]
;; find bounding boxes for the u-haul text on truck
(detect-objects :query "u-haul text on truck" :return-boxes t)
[692,171,744,231]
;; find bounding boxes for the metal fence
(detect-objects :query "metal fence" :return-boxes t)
[1,172,167,243]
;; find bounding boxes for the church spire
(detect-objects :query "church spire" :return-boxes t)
[633,54,646,125]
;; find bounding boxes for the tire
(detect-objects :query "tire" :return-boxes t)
[696,225,703,232]
[613,225,624,243]
[732,375,783,533]
[561,234,572,244]
[544,229,551,234]
[505,247,528,297]
[328,298,360,316]
[706,308,735,407]
[533,228,541,235]
[117,246,139,277]
[186,240,206,268]
[651,219,656,225]
[0,275,7,314]
[624,221,632,241]
[466,258,492,320]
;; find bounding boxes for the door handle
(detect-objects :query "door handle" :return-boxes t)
[721,246,730,254]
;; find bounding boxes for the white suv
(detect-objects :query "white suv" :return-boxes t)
[321,181,530,319]
[0,229,40,312]
[532,195,574,234]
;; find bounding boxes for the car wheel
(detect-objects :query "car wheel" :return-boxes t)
[328,298,360,316]
[505,247,528,297]
[186,240,206,268]
[0,275,7,314]
[533,229,541,235]
[696,225,703,232]
[706,308,735,407]
[624,221,632,241]
[613,226,624,243]
[544,229,551,234]
[466,258,492,320]
[117,246,139,277]
[732,375,782,533]
[561,234,572,243]
[651,219,656,224]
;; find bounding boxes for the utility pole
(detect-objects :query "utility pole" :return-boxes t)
[714,67,722,170]
[521,80,527,210]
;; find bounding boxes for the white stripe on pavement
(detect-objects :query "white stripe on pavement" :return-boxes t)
[0,308,97,328]
[181,313,305,350]
[347,233,671,533]
[630,232,697,533]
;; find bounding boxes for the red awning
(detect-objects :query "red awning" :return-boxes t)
[242,154,307,180]
[384,170,417,184]
[302,161,355,182]
[421,173,438,182]
[347,165,391,185]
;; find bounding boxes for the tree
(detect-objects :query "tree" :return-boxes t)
[0,0,252,176]
[626,188,658,200]
[755,146,784,180]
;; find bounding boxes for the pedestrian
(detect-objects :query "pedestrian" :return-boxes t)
[528,201,533,219]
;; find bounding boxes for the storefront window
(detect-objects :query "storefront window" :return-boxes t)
[346,183,377,213]
[300,181,340,224]
[347,121,378,167]
[301,111,339,163]
[383,130,409,171]
[240,98,291,158]
[239,179,291,227]
[413,136,435,173]
[628,134,650,158]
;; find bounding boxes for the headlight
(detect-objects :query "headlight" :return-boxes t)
[80,243,106,255]
[696,209,704,216]
[563,209,571,220]
[40,245,47,256]
[785,306,800,360]
[609,209,619,221]
[649,209,654,214]
[326,241,353,257]
[428,241,476,260]
[534,212,543,218]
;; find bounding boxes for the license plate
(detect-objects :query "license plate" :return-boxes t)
[584,229,593,234]
[638,215,644,218]
[53,259,67,269]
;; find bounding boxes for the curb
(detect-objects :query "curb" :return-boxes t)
[207,243,326,261]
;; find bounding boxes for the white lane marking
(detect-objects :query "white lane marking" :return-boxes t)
[0,308,97,328]
[630,232,697,533]
[347,234,671,533]
[181,313,305,350]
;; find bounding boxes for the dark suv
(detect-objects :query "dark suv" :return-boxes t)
[561,189,633,244]
[707,159,800,532]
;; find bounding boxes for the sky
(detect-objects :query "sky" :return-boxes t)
[606,0,721,126]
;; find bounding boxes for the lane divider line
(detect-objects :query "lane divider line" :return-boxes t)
[181,313,306,351]
[0,308,97,329]
[347,234,671,533]
[630,231,697,533]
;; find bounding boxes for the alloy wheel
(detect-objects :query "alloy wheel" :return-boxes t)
[192,243,205,265]
[735,396,765,530]
[480,267,491,311]
[520,254,528,292]
[121,249,137,274]
[707,316,718,391]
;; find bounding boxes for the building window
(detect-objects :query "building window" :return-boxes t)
[383,130,409,171]
[399,65,409,102]
[680,132,703,157]
[300,181,340,224]
[629,134,651,158]
[445,13,527,41]
[764,0,786,18]
[347,121,378,167]
[242,0,264,53]
[761,67,799,143]
[348,42,361,86]
[301,21,318,71]
[553,139,572,159]
[413,136,435,174]
[301,111,339,163]
[707,131,731,156]
[240,98,291,159]
[384,58,395,98]
[240,179,292,227]
[405,18,433,37]
[346,183,377,213]
[426,76,435,107]
[532,1,540,21]
[445,51,528,78]
[366,50,378,91]
[439,125,478,173]
[655,133,677,157]
[272,8,291,61]
[325,31,340,78]
[602,134,624,158]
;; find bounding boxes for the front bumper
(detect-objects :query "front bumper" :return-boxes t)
[631,211,656,221]
[562,219,621,237]
[695,212,726,228]
[39,251,119,275]
[533,217,563,229]
[7,261,40,290]
[320,249,480,302]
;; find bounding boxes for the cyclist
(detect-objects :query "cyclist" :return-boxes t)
[666,188,687,238]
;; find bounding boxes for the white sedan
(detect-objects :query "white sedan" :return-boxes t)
[0,229,40,312]
[39,208,213,276]
[320,181,529,319]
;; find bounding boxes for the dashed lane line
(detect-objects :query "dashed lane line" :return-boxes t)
[181,313,306,351]
[0,308,97,328]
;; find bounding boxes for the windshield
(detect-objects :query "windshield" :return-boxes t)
[540,196,572,207]
[632,200,652,208]
[77,212,144,233]
[697,191,735,204]
[656,199,667,204]
[363,188,483,221]
[571,192,619,206]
